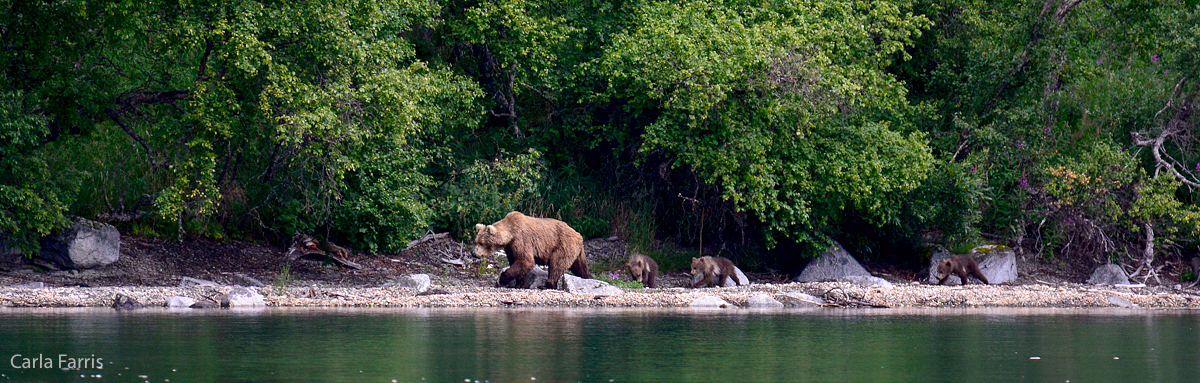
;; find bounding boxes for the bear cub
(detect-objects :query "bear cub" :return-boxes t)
[691,256,742,288]
[625,253,658,288]
[936,254,989,285]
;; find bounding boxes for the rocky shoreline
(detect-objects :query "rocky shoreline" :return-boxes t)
[4,232,1199,310]
[3,279,1199,309]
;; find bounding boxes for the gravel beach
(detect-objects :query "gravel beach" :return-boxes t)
[3,280,1199,309]
[3,236,1199,309]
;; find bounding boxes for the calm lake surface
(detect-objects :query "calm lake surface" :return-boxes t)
[1,307,1197,382]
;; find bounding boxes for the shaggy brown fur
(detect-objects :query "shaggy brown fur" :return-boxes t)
[625,253,658,288]
[474,211,591,289]
[936,254,989,285]
[691,256,741,288]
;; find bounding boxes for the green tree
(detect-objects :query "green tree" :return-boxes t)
[1,0,482,252]
[595,0,936,250]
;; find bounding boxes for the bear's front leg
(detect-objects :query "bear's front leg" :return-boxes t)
[500,262,533,288]
[544,267,566,290]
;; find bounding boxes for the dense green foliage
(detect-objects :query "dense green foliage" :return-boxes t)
[2,0,1198,280]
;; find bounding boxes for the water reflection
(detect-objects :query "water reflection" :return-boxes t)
[0,307,1197,382]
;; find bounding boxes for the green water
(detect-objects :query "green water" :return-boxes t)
[1,307,1197,382]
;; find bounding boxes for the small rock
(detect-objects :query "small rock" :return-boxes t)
[778,292,826,307]
[746,294,784,308]
[8,282,44,289]
[689,295,732,308]
[165,296,197,308]
[1107,295,1136,307]
[180,277,221,287]
[498,266,548,289]
[840,275,893,288]
[112,294,145,310]
[1088,264,1131,286]
[228,273,266,287]
[415,288,451,296]
[386,274,432,292]
[561,274,624,294]
[222,287,265,307]
[190,300,220,309]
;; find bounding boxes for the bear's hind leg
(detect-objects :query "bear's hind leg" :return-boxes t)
[569,254,592,279]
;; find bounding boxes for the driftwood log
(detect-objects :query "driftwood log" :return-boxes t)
[284,232,363,270]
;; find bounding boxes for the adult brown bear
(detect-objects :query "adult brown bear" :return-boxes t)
[474,211,592,289]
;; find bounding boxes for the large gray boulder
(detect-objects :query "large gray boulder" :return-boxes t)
[795,241,870,282]
[690,265,750,287]
[1087,264,1130,286]
[36,216,120,269]
[926,246,1016,285]
[560,274,624,295]
[221,287,265,307]
[978,249,1017,284]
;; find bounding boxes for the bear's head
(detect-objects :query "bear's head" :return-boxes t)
[690,257,705,276]
[935,258,955,280]
[474,223,514,258]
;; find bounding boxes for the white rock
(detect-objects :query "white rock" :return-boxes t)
[689,295,732,308]
[561,274,624,295]
[165,296,196,308]
[746,294,784,308]
[840,275,893,289]
[387,274,432,292]
[222,287,265,307]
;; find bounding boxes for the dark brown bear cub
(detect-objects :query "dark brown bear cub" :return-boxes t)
[625,253,658,288]
[936,254,989,285]
[474,211,592,289]
[691,256,741,288]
